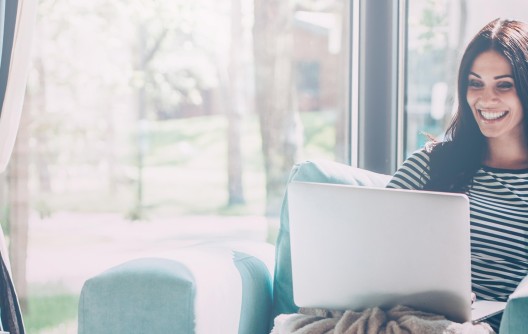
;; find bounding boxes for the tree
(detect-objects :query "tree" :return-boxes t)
[122,0,249,211]
[33,0,135,213]
[418,0,468,129]
[226,0,245,206]
[129,12,169,220]
[253,0,303,216]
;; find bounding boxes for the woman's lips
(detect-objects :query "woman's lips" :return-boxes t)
[478,109,508,121]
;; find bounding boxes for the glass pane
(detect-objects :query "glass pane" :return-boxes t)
[7,0,350,332]
[405,0,528,157]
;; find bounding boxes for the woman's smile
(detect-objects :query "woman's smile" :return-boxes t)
[477,109,508,122]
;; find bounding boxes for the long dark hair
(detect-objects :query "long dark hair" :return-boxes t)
[424,18,528,192]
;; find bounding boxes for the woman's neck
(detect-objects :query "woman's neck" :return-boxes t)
[484,139,528,169]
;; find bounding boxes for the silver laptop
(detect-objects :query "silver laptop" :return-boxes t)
[287,181,506,324]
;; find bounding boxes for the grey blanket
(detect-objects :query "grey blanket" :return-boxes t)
[270,305,494,334]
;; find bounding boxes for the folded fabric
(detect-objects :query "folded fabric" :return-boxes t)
[270,305,494,334]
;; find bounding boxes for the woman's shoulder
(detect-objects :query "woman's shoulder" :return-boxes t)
[403,146,432,167]
[424,139,455,153]
[396,140,456,175]
[387,146,433,190]
[421,140,459,164]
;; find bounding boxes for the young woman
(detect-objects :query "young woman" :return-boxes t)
[387,18,528,331]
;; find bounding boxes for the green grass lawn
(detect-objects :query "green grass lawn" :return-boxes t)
[41,111,336,218]
[24,293,79,333]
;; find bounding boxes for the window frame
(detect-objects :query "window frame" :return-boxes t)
[350,0,407,175]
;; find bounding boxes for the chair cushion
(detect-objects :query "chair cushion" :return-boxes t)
[272,160,391,317]
[500,275,528,333]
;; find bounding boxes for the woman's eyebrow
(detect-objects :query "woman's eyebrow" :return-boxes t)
[494,74,513,79]
[468,72,513,80]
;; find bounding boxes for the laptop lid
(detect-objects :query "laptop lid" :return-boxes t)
[287,181,473,323]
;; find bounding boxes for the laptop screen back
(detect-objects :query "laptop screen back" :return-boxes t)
[287,181,472,323]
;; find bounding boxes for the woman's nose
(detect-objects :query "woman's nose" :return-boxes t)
[479,87,499,104]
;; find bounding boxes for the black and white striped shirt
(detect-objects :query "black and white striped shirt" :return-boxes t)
[387,149,528,329]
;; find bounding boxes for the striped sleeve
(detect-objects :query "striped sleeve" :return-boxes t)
[386,149,431,190]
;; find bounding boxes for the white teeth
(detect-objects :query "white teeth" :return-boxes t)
[479,110,507,120]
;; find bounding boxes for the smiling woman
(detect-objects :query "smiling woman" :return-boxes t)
[467,50,526,158]
[404,0,528,158]
[389,18,528,332]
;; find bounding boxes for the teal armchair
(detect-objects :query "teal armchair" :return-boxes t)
[78,160,528,334]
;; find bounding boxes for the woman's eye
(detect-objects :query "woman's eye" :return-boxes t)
[497,81,514,90]
[468,80,483,88]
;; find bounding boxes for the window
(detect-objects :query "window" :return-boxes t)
[7,1,351,332]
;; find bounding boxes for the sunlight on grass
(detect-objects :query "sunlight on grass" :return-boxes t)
[24,293,79,334]
[40,111,335,218]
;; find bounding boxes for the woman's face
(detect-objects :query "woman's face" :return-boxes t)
[466,50,525,143]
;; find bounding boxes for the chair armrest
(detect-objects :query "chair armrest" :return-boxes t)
[500,274,528,334]
[79,240,274,334]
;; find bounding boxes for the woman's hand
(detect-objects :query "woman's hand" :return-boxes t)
[471,292,477,304]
